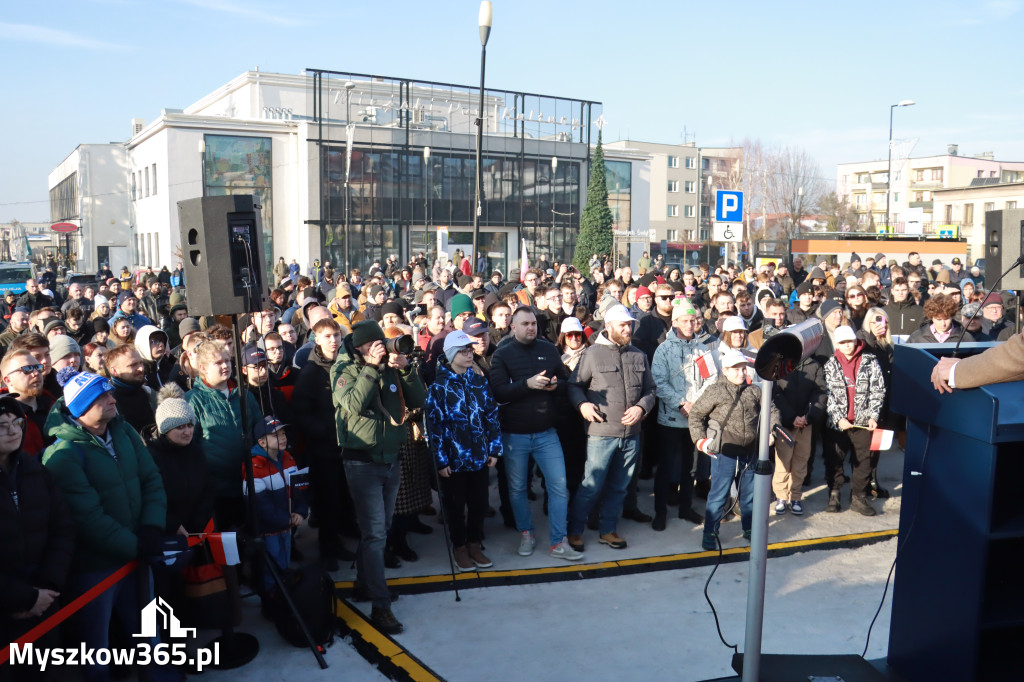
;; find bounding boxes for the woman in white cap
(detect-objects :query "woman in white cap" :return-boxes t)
[822,325,885,516]
[556,316,590,499]
[556,316,589,373]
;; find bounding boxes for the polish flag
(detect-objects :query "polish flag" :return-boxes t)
[694,351,717,380]
[870,429,894,451]
[520,241,529,282]
[207,532,241,566]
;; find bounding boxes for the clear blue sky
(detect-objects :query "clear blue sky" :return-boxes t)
[3,0,1023,223]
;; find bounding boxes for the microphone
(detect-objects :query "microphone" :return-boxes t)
[954,254,1024,353]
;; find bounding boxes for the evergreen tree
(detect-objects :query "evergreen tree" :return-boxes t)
[572,131,614,272]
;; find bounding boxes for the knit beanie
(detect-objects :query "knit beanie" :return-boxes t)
[449,294,474,318]
[350,320,386,348]
[381,301,404,318]
[49,336,82,365]
[58,368,114,418]
[155,384,196,435]
[818,298,842,320]
[93,317,110,335]
[179,317,201,339]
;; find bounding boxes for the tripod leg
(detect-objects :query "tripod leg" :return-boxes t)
[430,464,462,602]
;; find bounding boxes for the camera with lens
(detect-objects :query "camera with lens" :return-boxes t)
[384,334,414,355]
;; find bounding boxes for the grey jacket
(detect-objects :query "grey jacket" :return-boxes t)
[650,331,712,429]
[568,332,656,438]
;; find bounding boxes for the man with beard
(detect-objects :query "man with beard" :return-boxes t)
[1,348,56,457]
[105,344,156,433]
[566,305,656,552]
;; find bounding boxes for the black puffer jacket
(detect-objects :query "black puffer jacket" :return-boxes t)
[292,345,338,450]
[883,299,926,337]
[0,450,75,615]
[772,356,826,428]
[144,426,214,535]
[488,335,568,434]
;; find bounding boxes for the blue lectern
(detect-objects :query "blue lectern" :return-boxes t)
[889,343,1024,681]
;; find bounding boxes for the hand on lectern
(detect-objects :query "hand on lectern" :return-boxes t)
[931,357,958,394]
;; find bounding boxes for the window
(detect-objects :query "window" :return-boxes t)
[855,194,867,207]
[667,156,679,168]
[914,169,924,181]
[667,204,678,217]
[685,157,696,169]
[913,191,924,202]
[685,181,696,193]
[894,170,901,181]
[990,170,998,177]
[151,164,157,195]
[894,193,900,202]
[978,170,984,178]
[1008,201,1018,209]
[699,228,709,240]
[984,202,995,212]
[930,168,943,182]
[684,205,696,218]
[131,173,136,201]
[944,205,953,222]
[702,158,710,171]
[666,229,679,241]
[857,173,871,183]
[667,180,679,193]
[963,204,974,225]
[685,229,694,241]
[144,167,149,197]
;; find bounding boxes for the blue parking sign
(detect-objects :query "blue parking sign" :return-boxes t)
[716,190,743,222]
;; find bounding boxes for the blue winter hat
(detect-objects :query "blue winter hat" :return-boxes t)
[59,368,114,418]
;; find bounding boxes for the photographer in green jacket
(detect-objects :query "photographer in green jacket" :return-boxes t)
[331,320,425,635]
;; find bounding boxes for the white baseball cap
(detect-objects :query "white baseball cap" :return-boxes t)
[722,316,747,333]
[834,325,858,343]
[443,330,475,355]
[560,316,584,334]
[603,304,636,324]
[721,349,749,368]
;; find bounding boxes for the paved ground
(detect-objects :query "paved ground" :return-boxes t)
[193,445,905,681]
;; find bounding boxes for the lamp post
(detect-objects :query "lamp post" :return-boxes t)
[198,138,206,197]
[551,156,558,249]
[344,80,355,273]
[423,146,431,261]
[471,1,492,276]
[886,99,915,231]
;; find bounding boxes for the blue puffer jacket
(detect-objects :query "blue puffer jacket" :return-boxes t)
[424,359,502,472]
[244,445,308,534]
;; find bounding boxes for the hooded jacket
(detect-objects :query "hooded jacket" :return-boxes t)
[186,379,262,497]
[773,355,827,428]
[43,405,167,571]
[244,444,307,534]
[424,358,502,472]
[651,330,712,429]
[135,325,176,390]
[568,331,657,439]
[688,377,779,456]
[883,298,926,338]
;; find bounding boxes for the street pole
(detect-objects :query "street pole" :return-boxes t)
[344,80,355,274]
[472,1,493,275]
[424,146,431,262]
[886,99,915,232]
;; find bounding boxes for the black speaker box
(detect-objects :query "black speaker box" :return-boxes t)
[177,195,269,316]
[984,209,1024,290]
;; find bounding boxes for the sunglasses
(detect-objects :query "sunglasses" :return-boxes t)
[657,295,674,300]
[847,293,864,299]
[12,364,44,376]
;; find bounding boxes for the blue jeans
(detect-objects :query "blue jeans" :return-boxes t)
[502,429,569,547]
[344,459,401,609]
[568,435,640,536]
[262,531,291,592]
[704,453,755,538]
[69,566,180,682]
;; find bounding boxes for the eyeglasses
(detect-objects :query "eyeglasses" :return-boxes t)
[12,364,44,376]
[0,418,25,434]
[455,347,474,355]
[847,293,864,300]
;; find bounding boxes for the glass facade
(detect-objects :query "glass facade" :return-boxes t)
[605,160,631,230]
[309,69,598,274]
[202,135,274,273]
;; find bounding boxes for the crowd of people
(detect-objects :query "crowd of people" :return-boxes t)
[1,245,1009,677]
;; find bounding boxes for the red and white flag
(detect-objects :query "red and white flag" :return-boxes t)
[520,241,529,282]
[694,351,718,380]
[207,532,241,566]
[870,429,894,451]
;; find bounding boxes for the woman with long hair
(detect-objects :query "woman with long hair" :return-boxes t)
[109,317,135,346]
[82,342,108,377]
[860,307,895,498]
[844,285,870,330]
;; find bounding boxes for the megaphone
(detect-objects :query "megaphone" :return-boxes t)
[754,318,823,381]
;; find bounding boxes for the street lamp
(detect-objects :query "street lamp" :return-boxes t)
[423,146,431,261]
[343,80,355,273]
[886,99,915,230]
[471,1,492,276]
[551,156,558,243]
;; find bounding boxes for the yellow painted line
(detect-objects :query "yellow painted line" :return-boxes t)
[390,653,442,682]
[336,601,402,658]
[335,529,900,592]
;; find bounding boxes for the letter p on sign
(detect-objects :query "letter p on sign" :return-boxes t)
[715,190,744,223]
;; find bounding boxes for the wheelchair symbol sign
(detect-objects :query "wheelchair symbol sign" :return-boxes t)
[713,222,742,243]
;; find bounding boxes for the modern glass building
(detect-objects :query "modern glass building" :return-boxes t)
[306,69,600,275]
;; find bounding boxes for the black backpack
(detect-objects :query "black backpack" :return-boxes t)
[270,563,338,648]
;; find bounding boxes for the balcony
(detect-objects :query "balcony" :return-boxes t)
[909,201,933,209]
[911,179,943,189]
[871,182,889,190]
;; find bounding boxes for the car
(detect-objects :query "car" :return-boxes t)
[0,262,37,296]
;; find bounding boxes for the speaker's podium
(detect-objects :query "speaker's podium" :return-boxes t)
[889,342,1024,681]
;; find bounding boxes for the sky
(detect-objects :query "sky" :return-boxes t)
[3,0,1024,223]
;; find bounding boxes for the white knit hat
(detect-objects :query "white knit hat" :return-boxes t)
[155,384,196,435]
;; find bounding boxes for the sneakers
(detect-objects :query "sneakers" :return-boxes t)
[774,499,787,515]
[790,500,804,515]
[466,542,492,569]
[742,529,752,541]
[453,546,476,572]
[679,508,703,524]
[851,495,877,517]
[370,606,404,635]
[825,491,841,513]
[517,531,536,556]
[550,538,584,561]
[651,512,667,532]
[701,534,718,551]
[567,534,585,552]
[598,532,627,549]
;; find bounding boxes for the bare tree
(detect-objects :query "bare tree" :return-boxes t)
[765,146,827,238]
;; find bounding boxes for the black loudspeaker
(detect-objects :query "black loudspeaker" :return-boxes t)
[984,209,1024,290]
[177,195,269,316]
